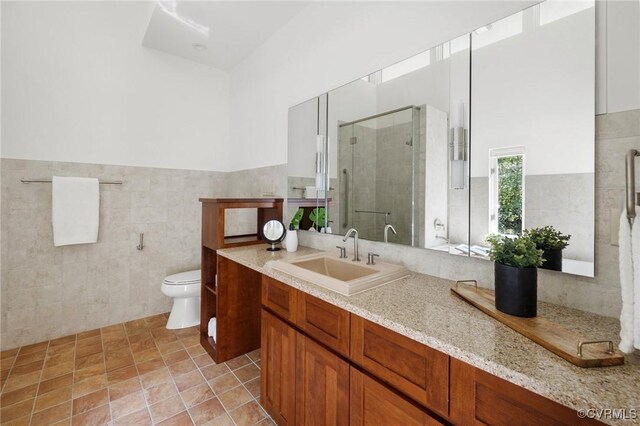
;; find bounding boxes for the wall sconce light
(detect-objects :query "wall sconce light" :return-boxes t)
[449,100,468,190]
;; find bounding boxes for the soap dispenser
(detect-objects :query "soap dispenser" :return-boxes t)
[286,223,298,252]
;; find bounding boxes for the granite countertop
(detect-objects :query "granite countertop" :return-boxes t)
[217,245,640,424]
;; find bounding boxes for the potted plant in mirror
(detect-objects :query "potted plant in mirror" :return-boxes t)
[524,226,570,272]
[486,234,543,318]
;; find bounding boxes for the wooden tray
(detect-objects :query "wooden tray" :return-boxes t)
[451,281,625,368]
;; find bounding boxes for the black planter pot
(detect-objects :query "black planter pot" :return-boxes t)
[494,263,537,317]
[540,248,563,271]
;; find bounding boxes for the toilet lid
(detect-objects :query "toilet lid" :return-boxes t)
[163,270,201,285]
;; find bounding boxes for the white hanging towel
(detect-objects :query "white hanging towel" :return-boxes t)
[52,176,100,247]
[208,317,217,342]
[619,210,635,353]
[633,212,640,350]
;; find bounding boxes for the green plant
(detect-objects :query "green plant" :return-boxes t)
[290,208,304,229]
[497,155,523,235]
[309,207,326,228]
[486,234,543,268]
[524,226,571,250]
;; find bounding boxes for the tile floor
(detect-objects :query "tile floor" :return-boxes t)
[0,313,272,426]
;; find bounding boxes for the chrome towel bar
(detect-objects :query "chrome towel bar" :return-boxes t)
[21,178,123,185]
[626,149,640,224]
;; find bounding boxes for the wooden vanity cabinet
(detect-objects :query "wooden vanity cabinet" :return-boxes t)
[350,316,449,418]
[351,368,444,426]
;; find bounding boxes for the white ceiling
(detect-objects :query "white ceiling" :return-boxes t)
[142,1,309,70]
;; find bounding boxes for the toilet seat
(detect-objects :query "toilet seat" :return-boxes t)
[163,270,200,286]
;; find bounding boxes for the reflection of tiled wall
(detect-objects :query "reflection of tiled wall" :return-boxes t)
[0,159,226,349]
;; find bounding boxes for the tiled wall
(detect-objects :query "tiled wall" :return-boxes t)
[0,159,226,350]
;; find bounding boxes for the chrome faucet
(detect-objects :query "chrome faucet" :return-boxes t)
[342,228,360,261]
[384,224,397,243]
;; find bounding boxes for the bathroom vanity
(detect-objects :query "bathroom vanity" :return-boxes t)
[217,244,640,426]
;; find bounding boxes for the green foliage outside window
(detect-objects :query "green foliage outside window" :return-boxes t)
[497,155,523,235]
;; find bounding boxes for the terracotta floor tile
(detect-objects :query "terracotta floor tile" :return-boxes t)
[128,330,153,344]
[154,333,179,346]
[33,385,72,412]
[106,365,137,384]
[254,360,261,370]
[0,357,15,372]
[75,344,102,359]
[14,351,46,367]
[19,342,49,356]
[105,355,134,373]
[45,352,75,368]
[75,335,101,348]
[0,383,38,407]
[0,398,35,422]
[10,359,44,376]
[2,414,32,426]
[76,329,101,341]
[31,401,72,426]
[180,383,214,409]
[173,370,205,393]
[113,408,152,426]
[49,335,76,347]
[246,349,260,362]
[228,400,267,426]
[178,336,200,347]
[74,364,106,384]
[244,378,260,398]
[168,359,197,377]
[157,341,184,356]
[207,373,240,395]
[3,370,42,392]
[130,338,156,354]
[254,417,276,426]
[110,390,145,419]
[202,413,234,426]
[188,398,225,425]
[108,376,141,401]
[164,350,190,365]
[72,374,107,399]
[144,381,178,405]
[1,349,19,359]
[103,339,129,353]
[39,373,73,395]
[46,343,75,359]
[192,354,214,369]
[72,388,108,416]
[157,410,194,426]
[185,345,206,357]
[139,367,172,389]
[132,348,162,364]
[101,324,125,335]
[224,355,251,371]
[74,353,103,371]
[232,364,259,384]
[200,363,231,380]
[217,386,252,411]
[136,357,166,376]
[41,360,75,381]
[70,403,110,425]
[149,395,185,423]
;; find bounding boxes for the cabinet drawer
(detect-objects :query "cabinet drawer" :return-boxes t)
[351,368,444,426]
[350,315,449,417]
[262,275,297,322]
[297,292,350,357]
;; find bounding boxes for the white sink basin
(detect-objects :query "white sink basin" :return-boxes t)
[269,252,409,296]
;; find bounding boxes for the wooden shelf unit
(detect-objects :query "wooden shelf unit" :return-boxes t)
[199,198,283,363]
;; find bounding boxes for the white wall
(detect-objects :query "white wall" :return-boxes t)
[229,1,541,172]
[1,1,230,172]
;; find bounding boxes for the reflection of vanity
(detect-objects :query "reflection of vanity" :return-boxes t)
[287,0,596,278]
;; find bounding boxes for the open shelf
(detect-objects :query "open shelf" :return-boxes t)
[199,198,283,363]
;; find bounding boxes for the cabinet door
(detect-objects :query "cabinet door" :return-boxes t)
[449,358,603,426]
[351,368,444,426]
[262,275,298,322]
[261,310,296,426]
[350,315,449,417]
[296,335,350,426]
[297,292,350,357]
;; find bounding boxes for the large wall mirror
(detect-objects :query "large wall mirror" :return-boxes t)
[286,0,595,277]
[470,1,595,277]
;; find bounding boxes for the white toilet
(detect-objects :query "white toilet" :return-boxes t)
[161,269,201,329]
